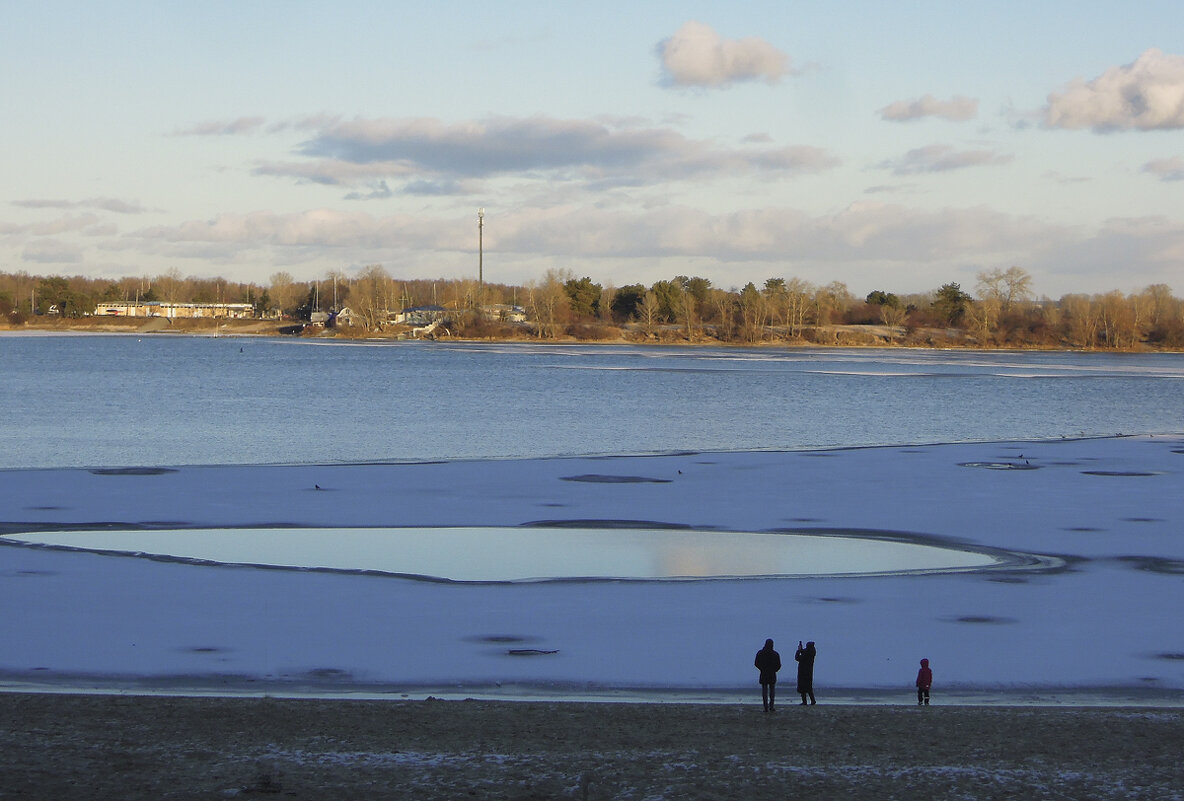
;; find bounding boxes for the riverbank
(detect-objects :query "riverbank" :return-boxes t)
[4,317,1180,352]
[3,693,1180,799]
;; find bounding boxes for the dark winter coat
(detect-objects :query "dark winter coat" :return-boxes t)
[795,643,816,692]
[916,658,933,689]
[755,646,781,685]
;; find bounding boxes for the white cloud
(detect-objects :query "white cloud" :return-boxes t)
[1043,49,1184,132]
[882,144,1012,175]
[658,21,790,88]
[879,94,978,122]
[1143,156,1184,181]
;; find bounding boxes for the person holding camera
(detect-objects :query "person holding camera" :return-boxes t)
[795,640,817,705]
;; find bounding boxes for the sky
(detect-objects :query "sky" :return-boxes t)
[2,0,1183,297]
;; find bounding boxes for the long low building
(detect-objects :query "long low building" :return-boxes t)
[94,301,256,319]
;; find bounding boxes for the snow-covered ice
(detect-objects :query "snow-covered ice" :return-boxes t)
[1,435,1181,702]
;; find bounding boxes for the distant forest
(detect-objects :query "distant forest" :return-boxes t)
[2,265,1182,350]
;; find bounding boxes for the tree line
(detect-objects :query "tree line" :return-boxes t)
[2,265,1181,350]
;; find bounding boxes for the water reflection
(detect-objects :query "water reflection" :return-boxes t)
[5,527,1004,582]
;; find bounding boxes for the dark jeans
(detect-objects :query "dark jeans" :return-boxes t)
[918,688,930,705]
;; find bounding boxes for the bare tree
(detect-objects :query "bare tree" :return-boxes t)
[526,269,571,338]
[352,264,392,330]
[636,290,660,337]
[269,272,302,314]
[978,266,1033,313]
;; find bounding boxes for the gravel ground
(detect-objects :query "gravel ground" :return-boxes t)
[2,694,1182,800]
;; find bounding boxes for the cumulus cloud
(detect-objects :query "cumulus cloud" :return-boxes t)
[658,21,790,88]
[879,94,978,122]
[1043,48,1184,131]
[1143,156,1184,181]
[882,144,1012,175]
[173,117,267,136]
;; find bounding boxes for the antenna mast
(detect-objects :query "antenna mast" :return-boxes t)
[477,208,484,288]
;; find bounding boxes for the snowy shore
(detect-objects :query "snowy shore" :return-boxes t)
[1,435,1182,702]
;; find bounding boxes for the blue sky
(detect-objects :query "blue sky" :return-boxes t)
[3,1,1183,296]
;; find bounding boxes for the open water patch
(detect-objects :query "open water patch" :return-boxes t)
[959,462,1039,471]
[0,526,1054,583]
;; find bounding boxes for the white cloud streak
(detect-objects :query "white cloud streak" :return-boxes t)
[879,95,978,122]
[12,197,147,214]
[658,21,790,88]
[882,144,1013,175]
[173,117,268,136]
[1043,49,1184,132]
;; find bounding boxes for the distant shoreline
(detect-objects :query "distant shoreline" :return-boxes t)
[3,319,1182,353]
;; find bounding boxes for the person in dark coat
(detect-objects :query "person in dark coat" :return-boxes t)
[795,640,816,705]
[916,658,932,706]
[754,638,781,712]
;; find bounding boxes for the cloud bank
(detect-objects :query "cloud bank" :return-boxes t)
[258,115,837,192]
[658,21,790,87]
[1043,48,1184,132]
[879,95,978,122]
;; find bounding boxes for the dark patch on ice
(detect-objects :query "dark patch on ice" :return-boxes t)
[805,452,838,457]
[88,467,178,476]
[959,462,1039,470]
[1171,449,1184,455]
[506,649,559,657]
[1154,652,1184,661]
[985,576,1028,584]
[305,668,352,680]
[185,646,229,654]
[947,615,1018,625]
[1082,470,1162,477]
[465,635,538,645]
[23,506,67,511]
[1138,677,1161,683]
[537,503,567,508]
[6,569,58,577]
[898,449,926,454]
[1122,517,1163,523]
[1115,556,1184,575]
[814,596,861,604]
[522,519,692,530]
[560,474,672,484]
[139,520,193,527]
[1063,526,1105,532]
[695,460,718,465]
[788,517,825,523]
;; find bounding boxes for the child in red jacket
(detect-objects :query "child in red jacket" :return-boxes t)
[916,658,932,705]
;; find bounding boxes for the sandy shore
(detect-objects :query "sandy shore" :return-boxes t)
[2,693,1181,800]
